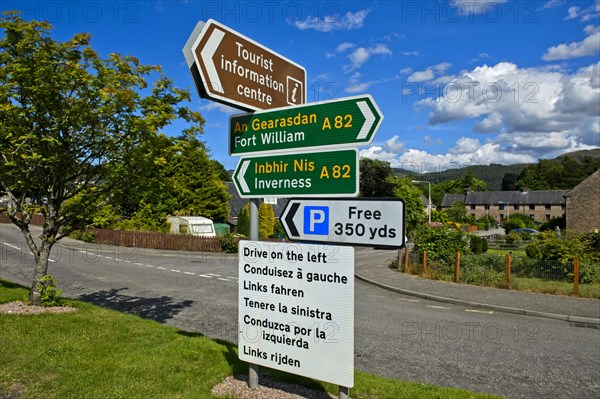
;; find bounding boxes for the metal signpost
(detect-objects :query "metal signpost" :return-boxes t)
[229,95,383,156]
[183,19,306,111]
[233,149,359,198]
[281,198,405,248]
[183,18,388,398]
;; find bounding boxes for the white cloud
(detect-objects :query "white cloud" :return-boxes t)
[344,44,392,71]
[360,61,600,170]
[407,69,435,82]
[565,0,600,21]
[290,9,370,32]
[543,25,600,60]
[407,63,453,83]
[336,42,355,52]
[360,137,536,172]
[199,102,238,114]
[451,0,508,14]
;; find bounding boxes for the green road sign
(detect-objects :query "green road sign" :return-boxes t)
[233,149,358,198]
[229,95,383,155]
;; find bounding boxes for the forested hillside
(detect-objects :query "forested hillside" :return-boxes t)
[394,149,599,192]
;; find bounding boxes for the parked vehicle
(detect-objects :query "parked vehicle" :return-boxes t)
[167,216,216,238]
[512,228,539,235]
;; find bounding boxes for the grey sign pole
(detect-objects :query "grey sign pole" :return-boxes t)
[248,198,260,389]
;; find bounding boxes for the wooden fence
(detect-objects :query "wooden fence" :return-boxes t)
[0,213,45,225]
[93,229,223,252]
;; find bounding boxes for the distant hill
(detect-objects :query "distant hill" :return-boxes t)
[554,148,600,162]
[393,149,599,191]
[394,163,529,191]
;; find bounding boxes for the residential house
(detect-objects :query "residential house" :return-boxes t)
[565,170,600,233]
[441,189,568,223]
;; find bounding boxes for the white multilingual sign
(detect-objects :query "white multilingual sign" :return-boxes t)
[281,198,406,248]
[238,240,354,387]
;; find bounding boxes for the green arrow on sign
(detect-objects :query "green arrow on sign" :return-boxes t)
[229,95,383,155]
[233,149,358,198]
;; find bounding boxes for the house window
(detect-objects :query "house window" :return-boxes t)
[470,205,476,210]
[561,205,566,210]
[529,205,535,210]
[498,204,505,210]
[546,214,551,220]
[514,204,520,210]
[545,205,551,210]
[484,205,490,210]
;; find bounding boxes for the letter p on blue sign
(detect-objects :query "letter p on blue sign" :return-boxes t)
[304,206,329,235]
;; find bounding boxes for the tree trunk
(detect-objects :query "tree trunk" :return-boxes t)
[28,240,53,305]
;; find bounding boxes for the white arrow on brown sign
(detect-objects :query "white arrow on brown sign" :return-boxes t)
[183,19,307,112]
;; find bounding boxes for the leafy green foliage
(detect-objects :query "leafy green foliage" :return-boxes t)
[470,236,488,254]
[36,274,62,307]
[258,202,275,239]
[525,231,599,263]
[359,158,397,197]
[413,225,469,265]
[237,203,250,237]
[502,214,537,233]
[516,155,598,190]
[0,13,203,304]
[444,201,473,223]
[236,202,275,239]
[394,177,425,233]
[359,159,423,235]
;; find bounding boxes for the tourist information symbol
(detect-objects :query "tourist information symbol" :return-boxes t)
[281,198,405,248]
[184,19,306,111]
[233,149,358,198]
[229,95,383,155]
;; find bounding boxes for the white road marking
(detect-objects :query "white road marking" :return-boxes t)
[156,267,167,270]
[426,305,450,310]
[199,274,213,278]
[183,272,196,275]
[4,242,54,262]
[171,269,181,273]
[145,265,154,268]
[398,298,420,302]
[465,309,494,314]
[217,278,229,281]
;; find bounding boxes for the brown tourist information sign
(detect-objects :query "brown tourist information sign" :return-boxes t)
[186,19,306,111]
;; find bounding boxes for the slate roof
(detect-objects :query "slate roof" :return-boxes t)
[441,194,466,207]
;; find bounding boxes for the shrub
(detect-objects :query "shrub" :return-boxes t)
[413,225,469,265]
[36,274,63,307]
[470,235,488,254]
[69,230,96,243]
[460,255,504,286]
[220,234,241,253]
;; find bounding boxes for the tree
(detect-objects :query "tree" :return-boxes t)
[258,202,275,239]
[236,202,275,238]
[359,158,397,197]
[0,14,203,304]
[395,177,424,234]
[501,173,518,191]
[445,201,470,223]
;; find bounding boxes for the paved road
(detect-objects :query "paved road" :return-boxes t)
[1,224,599,398]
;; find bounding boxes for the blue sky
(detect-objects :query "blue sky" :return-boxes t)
[6,0,600,173]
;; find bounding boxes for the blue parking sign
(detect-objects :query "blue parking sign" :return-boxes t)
[303,206,329,235]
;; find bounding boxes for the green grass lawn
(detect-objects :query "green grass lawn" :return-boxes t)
[0,280,500,399]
